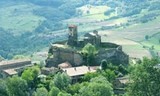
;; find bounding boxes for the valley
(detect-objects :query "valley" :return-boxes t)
[0,0,160,60]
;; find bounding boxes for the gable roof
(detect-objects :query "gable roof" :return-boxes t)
[62,66,97,77]
[3,69,17,75]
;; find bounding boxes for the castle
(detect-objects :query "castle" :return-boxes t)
[46,25,129,67]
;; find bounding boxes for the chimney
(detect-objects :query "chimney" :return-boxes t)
[88,66,90,71]
[74,67,76,71]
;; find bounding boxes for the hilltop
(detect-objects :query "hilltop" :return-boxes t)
[0,0,160,59]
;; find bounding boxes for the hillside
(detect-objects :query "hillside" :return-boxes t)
[0,0,160,59]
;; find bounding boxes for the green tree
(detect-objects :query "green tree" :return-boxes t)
[21,66,40,88]
[127,57,160,96]
[7,76,29,96]
[82,72,99,82]
[79,76,113,96]
[82,43,97,66]
[0,79,9,96]
[101,69,116,83]
[67,83,81,95]
[66,82,89,96]
[54,73,71,90]
[58,92,72,96]
[145,35,149,40]
[49,86,60,96]
[35,87,48,96]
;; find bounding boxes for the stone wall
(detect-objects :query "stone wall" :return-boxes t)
[46,41,129,67]
[101,42,119,48]
[96,48,129,65]
[46,47,84,67]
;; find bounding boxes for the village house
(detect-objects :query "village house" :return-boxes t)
[61,66,98,83]
[113,76,129,94]
[0,59,32,78]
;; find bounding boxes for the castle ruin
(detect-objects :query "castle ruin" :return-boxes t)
[68,25,78,46]
[46,25,129,67]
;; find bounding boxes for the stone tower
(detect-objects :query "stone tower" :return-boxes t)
[67,25,78,46]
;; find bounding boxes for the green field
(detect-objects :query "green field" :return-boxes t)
[77,5,116,21]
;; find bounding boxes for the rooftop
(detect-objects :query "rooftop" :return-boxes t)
[58,62,72,68]
[62,66,97,77]
[116,76,129,84]
[3,69,17,75]
[0,59,31,66]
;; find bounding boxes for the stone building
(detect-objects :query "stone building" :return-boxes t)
[68,25,78,46]
[0,59,32,78]
[46,44,83,67]
[113,77,129,94]
[62,66,97,83]
[84,30,101,47]
[46,25,129,67]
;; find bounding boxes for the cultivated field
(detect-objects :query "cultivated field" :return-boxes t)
[62,5,160,59]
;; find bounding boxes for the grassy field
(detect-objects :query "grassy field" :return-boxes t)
[0,3,45,35]
[62,4,160,59]
[99,31,152,59]
[140,33,160,51]
[77,5,116,21]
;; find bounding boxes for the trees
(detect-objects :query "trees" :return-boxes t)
[58,92,72,96]
[82,43,97,66]
[0,80,9,96]
[49,86,60,96]
[67,83,82,95]
[79,76,113,96]
[7,76,29,96]
[21,66,40,88]
[145,35,149,40]
[82,72,99,82]
[127,57,160,96]
[54,73,71,90]
[35,87,48,96]
[101,69,116,83]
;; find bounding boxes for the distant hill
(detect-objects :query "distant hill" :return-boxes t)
[0,0,160,59]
